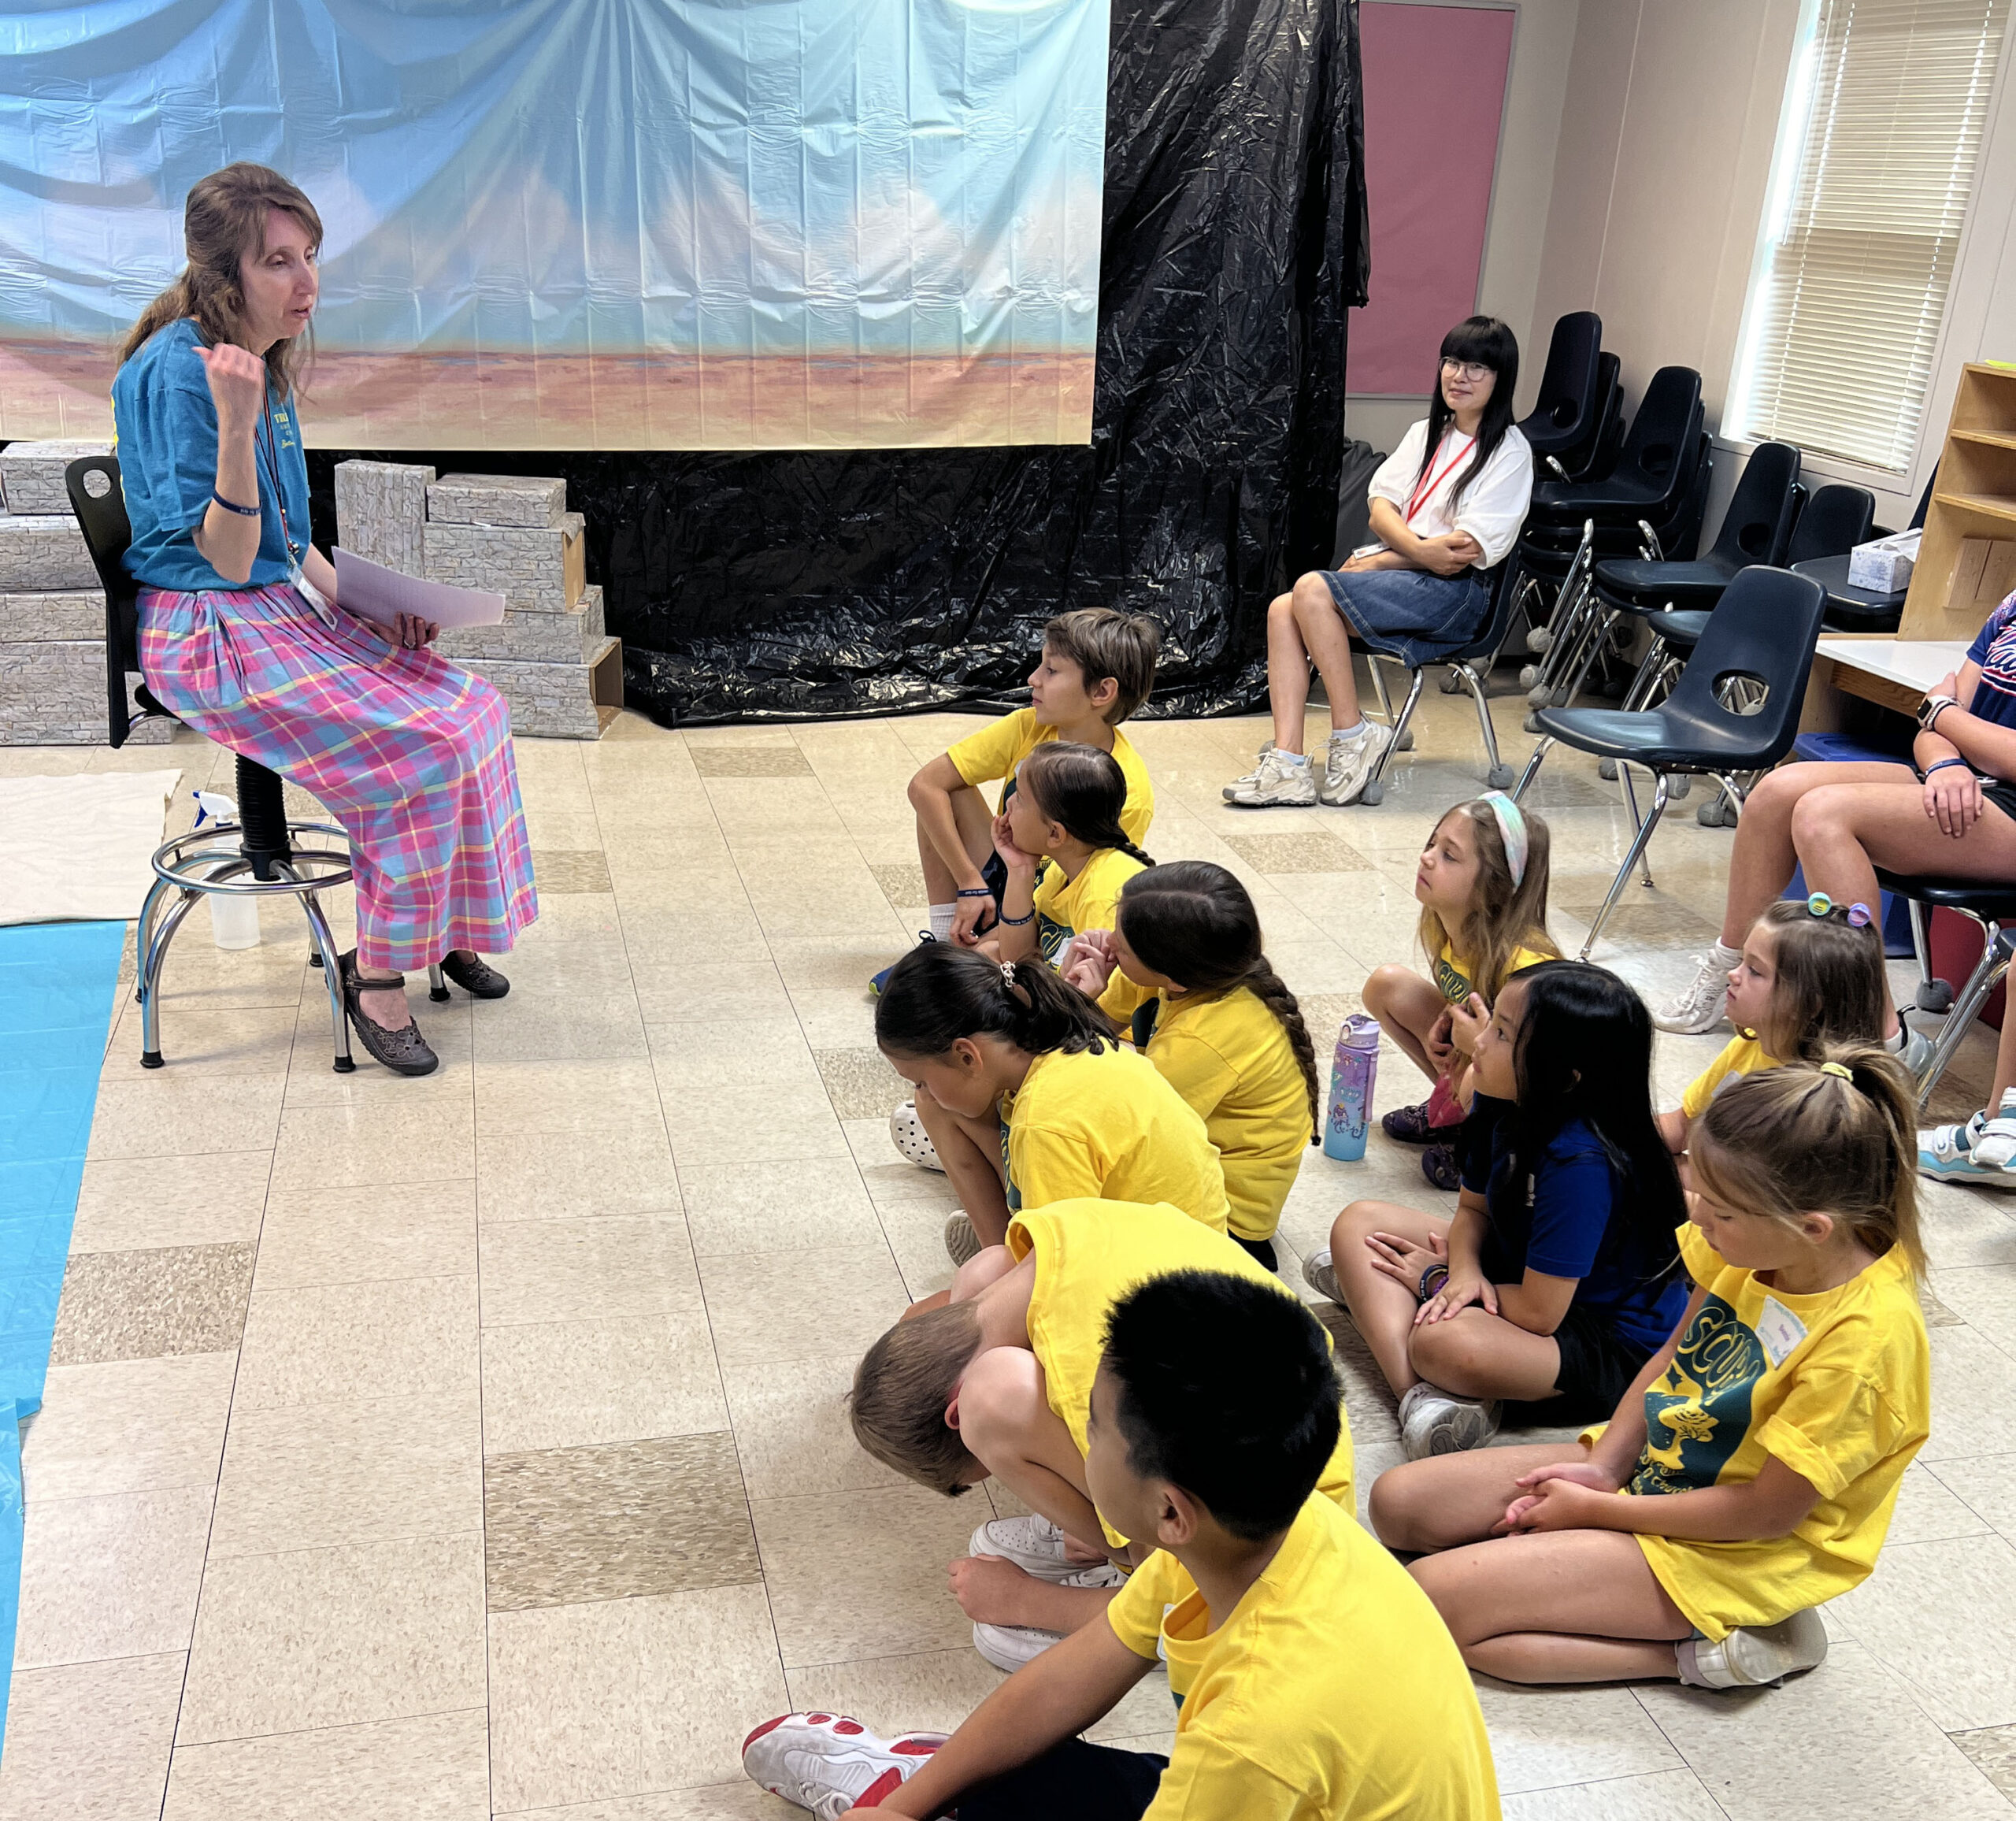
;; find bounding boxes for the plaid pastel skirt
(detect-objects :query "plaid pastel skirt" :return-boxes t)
[139,581,538,973]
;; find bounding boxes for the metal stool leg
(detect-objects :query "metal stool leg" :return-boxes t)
[138,883,218,1067]
[132,873,175,1006]
[272,862,355,1074]
[1915,922,2013,1109]
[428,963,450,1003]
[1578,777,1670,960]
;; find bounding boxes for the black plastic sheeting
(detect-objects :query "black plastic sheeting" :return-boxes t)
[306,0,1366,725]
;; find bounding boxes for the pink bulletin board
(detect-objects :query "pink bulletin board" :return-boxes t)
[1348,2,1516,395]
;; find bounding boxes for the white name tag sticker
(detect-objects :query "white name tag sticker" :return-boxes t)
[1755,1296,1809,1370]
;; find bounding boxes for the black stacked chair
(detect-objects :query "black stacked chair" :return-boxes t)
[1526,365,1706,531]
[64,453,428,1073]
[1795,470,1933,635]
[1873,869,2016,1108]
[1510,566,1827,957]
[1518,313,1605,476]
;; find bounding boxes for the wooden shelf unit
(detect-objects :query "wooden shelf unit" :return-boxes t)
[1904,364,2016,639]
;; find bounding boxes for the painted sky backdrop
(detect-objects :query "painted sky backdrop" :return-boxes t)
[0,0,1110,448]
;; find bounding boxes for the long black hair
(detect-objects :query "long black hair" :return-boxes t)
[1504,961,1684,1270]
[1419,315,1521,508]
[1016,741,1154,870]
[875,943,1114,1060]
[1116,862,1319,1137]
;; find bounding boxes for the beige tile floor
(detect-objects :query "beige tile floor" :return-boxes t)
[8,677,2016,1818]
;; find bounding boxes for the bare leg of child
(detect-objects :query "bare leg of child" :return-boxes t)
[913,1086,1012,1246]
[1362,965,1451,1083]
[918,784,999,919]
[1329,1200,1449,1394]
[1369,1441,1587,1553]
[1410,1531,1694,1684]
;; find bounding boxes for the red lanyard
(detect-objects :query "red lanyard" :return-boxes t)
[1406,431,1474,524]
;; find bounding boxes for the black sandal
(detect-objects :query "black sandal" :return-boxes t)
[440,951,510,1000]
[1421,1142,1462,1192]
[339,951,441,1076]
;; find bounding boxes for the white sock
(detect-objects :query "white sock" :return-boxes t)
[1710,941,1742,970]
[1884,1022,1909,1054]
[1280,750,1311,768]
[1330,720,1366,742]
[927,903,957,941]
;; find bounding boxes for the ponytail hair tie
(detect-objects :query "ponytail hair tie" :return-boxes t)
[1819,1061,1852,1080]
[1000,961,1018,989]
[1477,792,1529,888]
[1846,903,1873,928]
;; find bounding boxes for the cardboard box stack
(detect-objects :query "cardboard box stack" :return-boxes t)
[333,462,622,740]
[0,439,172,745]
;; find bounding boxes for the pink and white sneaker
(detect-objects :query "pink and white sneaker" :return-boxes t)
[743,1711,947,1818]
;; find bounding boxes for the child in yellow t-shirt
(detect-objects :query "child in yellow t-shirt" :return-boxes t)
[876,944,1228,1263]
[847,1201,1358,1675]
[891,610,1159,977]
[1362,793,1558,1190]
[1370,1046,1929,1691]
[754,1269,1494,1821]
[1062,861,1317,1270]
[1655,894,1888,1152]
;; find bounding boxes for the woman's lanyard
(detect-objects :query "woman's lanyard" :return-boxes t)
[256,391,304,581]
[1405,430,1475,526]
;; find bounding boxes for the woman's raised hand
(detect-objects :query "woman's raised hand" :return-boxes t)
[195,343,268,436]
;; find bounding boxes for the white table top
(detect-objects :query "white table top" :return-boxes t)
[1815,637,1972,692]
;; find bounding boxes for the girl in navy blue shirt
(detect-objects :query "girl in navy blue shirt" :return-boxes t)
[1308,961,1688,1459]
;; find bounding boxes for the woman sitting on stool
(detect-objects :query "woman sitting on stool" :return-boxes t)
[1227,315,1533,810]
[112,162,537,1076]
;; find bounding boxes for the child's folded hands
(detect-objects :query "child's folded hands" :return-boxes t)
[1493,1459,1621,1535]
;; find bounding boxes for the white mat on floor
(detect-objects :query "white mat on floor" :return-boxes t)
[0,770,182,925]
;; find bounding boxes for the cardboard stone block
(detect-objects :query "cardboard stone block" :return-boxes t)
[334,459,435,578]
[0,640,173,745]
[435,584,605,664]
[427,473,567,528]
[0,441,112,516]
[0,514,98,592]
[0,589,107,642]
[424,513,584,612]
[465,635,622,740]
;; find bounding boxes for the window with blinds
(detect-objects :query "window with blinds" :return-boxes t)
[1726,0,2011,473]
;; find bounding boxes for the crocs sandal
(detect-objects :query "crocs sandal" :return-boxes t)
[339,951,440,1077]
[1382,1100,1439,1143]
[1421,1142,1462,1192]
[440,951,510,999]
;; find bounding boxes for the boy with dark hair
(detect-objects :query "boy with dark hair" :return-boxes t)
[747,1271,1499,1820]
[890,610,1161,973]
[847,1199,1354,1668]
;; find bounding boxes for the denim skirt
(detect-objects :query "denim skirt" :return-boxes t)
[1320,566,1492,667]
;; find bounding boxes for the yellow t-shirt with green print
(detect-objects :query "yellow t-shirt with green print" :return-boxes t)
[946,707,1155,846]
[1432,940,1554,1005]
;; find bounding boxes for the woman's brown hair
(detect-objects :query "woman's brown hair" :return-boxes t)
[1415,797,1559,1003]
[1692,1044,1925,1281]
[118,163,322,397]
[1747,899,1887,1061]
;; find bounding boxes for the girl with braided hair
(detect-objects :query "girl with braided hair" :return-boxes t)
[1062,862,1317,1269]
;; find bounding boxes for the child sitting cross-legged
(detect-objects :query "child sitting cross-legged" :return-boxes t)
[1369,1047,1930,1692]
[1062,861,1318,1271]
[750,1267,1497,1821]
[1308,961,1689,1459]
[878,945,1228,1265]
[1656,893,1890,1155]
[847,1198,1355,1673]
[1364,792,1558,1189]
[887,608,1161,986]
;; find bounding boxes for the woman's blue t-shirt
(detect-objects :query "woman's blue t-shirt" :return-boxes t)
[109,318,312,594]
[1458,1093,1688,1352]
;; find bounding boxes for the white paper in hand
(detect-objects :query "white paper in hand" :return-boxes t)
[333,548,506,631]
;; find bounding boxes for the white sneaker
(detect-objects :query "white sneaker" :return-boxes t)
[969,1564,1125,1671]
[889,1100,943,1173]
[1225,747,1317,808]
[1677,1608,1829,1689]
[742,1712,948,1819]
[1398,1381,1500,1459]
[1318,723,1394,807]
[1920,1098,2016,1188]
[1222,740,1276,801]
[944,1212,981,1266]
[1651,947,1739,1035]
[969,1515,1073,1580]
[1302,1244,1341,1303]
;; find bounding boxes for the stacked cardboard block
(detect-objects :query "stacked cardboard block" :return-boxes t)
[0,440,171,745]
[332,463,621,740]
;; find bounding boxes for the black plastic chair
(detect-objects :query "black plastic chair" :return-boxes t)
[1873,869,2016,1107]
[1355,555,1527,805]
[1528,366,1705,528]
[1518,313,1603,466]
[65,453,374,1073]
[1512,566,1827,956]
[1593,441,1803,614]
[1796,470,1933,635]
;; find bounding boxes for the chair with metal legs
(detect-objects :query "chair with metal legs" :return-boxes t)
[1874,870,2016,1108]
[1511,566,1826,958]
[65,454,444,1072]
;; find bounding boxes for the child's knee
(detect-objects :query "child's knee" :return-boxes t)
[1406,1315,1492,1391]
[1366,1462,1424,1548]
[1362,962,1412,1014]
[1329,1197,1384,1253]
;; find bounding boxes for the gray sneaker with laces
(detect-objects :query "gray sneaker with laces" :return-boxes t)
[1651,948,1736,1034]
[1226,747,1317,808]
[1302,1244,1341,1303]
[1319,723,1393,807]
[1222,740,1276,800]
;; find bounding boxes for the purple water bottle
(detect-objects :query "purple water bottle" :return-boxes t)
[1324,1014,1381,1162]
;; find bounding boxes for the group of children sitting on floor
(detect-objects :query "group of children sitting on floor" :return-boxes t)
[740,608,1936,1821]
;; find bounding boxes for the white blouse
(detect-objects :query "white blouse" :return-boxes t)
[1365,420,1533,569]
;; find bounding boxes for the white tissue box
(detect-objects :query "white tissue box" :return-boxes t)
[1847,529,1920,593]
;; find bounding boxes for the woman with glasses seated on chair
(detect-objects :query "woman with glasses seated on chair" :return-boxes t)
[1225,316,1533,810]
[1654,588,2016,1083]
[110,163,536,1077]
